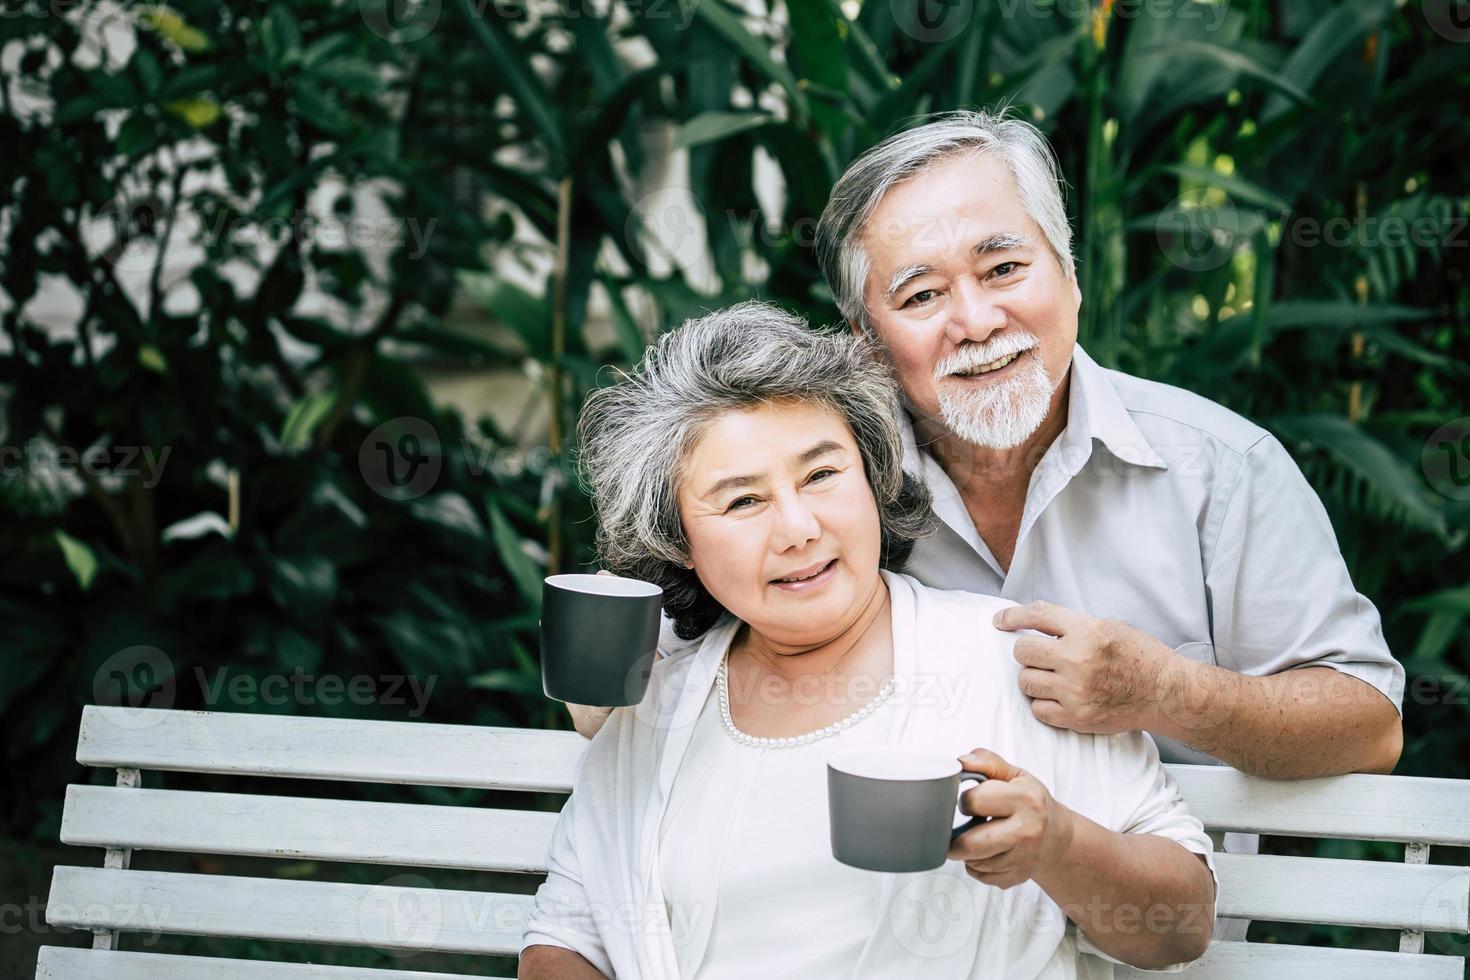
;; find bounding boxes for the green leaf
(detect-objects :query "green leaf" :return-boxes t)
[410,492,485,540]
[1403,586,1470,617]
[138,344,170,374]
[312,58,382,96]
[164,96,222,128]
[280,391,337,451]
[272,624,323,672]
[456,0,566,165]
[467,668,543,696]
[1270,414,1447,537]
[673,111,773,149]
[267,554,339,620]
[486,496,543,607]
[599,276,648,363]
[1263,0,1396,122]
[54,530,98,591]
[693,0,809,121]
[1148,41,1321,113]
[1268,302,1434,330]
[457,272,550,355]
[261,4,303,67]
[1155,165,1291,214]
[141,7,210,52]
[157,541,256,601]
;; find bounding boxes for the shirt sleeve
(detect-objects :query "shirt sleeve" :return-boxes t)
[1066,729,1218,972]
[1204,433,1405,712]
[520,779,616,976]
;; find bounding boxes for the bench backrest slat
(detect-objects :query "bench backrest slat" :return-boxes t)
[57,784,1470,934]
[77,706,586,793]
[37,947,508,979]
[77,706,1470,845]
[1114,941,1465,980]
[61,785,559,874]
[47,866,532,957]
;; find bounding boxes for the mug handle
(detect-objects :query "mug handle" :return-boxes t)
[948,773,990,840]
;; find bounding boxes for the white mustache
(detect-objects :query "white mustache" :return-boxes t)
[933,333,1040,379]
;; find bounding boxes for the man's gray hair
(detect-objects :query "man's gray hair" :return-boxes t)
[577,300,935,639]
[815,108,1075,332]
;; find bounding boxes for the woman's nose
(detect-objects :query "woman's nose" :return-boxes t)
[770,494,821,551]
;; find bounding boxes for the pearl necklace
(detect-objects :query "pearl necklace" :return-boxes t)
[716,651,897,749]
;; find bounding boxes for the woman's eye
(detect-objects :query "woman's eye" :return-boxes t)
[902,289,936,308]
[808,468,836,484]
[727,496,758,512]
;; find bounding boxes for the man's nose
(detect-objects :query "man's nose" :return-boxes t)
[944,277,1005,346]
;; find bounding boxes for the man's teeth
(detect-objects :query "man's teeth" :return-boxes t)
[955,350,1022,376]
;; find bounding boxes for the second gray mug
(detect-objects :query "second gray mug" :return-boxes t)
[827,746,989,873]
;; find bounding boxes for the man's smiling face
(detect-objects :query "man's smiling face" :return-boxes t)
[858,150,1081,449]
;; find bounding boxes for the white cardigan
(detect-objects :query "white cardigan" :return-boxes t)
[522,571,1216,978]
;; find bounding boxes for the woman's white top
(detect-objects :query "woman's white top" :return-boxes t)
[522,571,1217,979]
[658,674,895,977]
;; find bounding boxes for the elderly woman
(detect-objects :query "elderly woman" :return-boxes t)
[519,302,1215,980]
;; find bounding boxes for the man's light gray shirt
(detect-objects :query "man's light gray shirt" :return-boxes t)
[901,343,1404,768]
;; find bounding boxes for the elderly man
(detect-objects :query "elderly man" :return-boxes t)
[566,109,1403,935]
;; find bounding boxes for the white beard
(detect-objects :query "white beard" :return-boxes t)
[935,351,1055,449]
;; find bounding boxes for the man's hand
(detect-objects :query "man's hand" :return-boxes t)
[994,601,1175,735]
[947,748,1075,890]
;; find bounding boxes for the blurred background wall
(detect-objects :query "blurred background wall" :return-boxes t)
[1,0,1467,970]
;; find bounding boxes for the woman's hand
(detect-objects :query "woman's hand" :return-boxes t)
[946,748,1076,889]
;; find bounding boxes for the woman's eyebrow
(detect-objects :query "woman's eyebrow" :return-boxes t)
[700,440,846,500]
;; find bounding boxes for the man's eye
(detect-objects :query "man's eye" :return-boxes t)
[991,262,1019,278]
[903,289,936,308]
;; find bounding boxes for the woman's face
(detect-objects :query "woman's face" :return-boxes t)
[677,399,884,648]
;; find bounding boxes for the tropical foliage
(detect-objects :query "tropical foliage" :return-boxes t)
[1,0,1467,962]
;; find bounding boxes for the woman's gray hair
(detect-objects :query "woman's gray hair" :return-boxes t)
[576,300,936,640]
[815,108,1075,333]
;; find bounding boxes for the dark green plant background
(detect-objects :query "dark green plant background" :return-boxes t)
[1,0,1467,970]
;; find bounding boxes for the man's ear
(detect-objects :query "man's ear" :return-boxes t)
[847,317,863,338]
[1070,275,1082,310]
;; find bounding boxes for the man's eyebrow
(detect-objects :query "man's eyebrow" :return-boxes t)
[882,234,1032,304]
[973,232,1030,256]
[700,440,845,500]
[885,263,933,303]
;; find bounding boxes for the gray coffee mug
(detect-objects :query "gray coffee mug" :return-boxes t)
[827,746,989,873]
[540,574,663,707]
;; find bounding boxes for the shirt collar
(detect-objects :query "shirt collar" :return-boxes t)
[1062,344,1169,471]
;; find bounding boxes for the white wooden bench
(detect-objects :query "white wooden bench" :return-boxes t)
[36,704,1470,979]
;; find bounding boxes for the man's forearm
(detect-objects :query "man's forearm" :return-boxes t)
[1149,663,1402,779]
[1034,809,1214,969]
[519,944,607,979]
